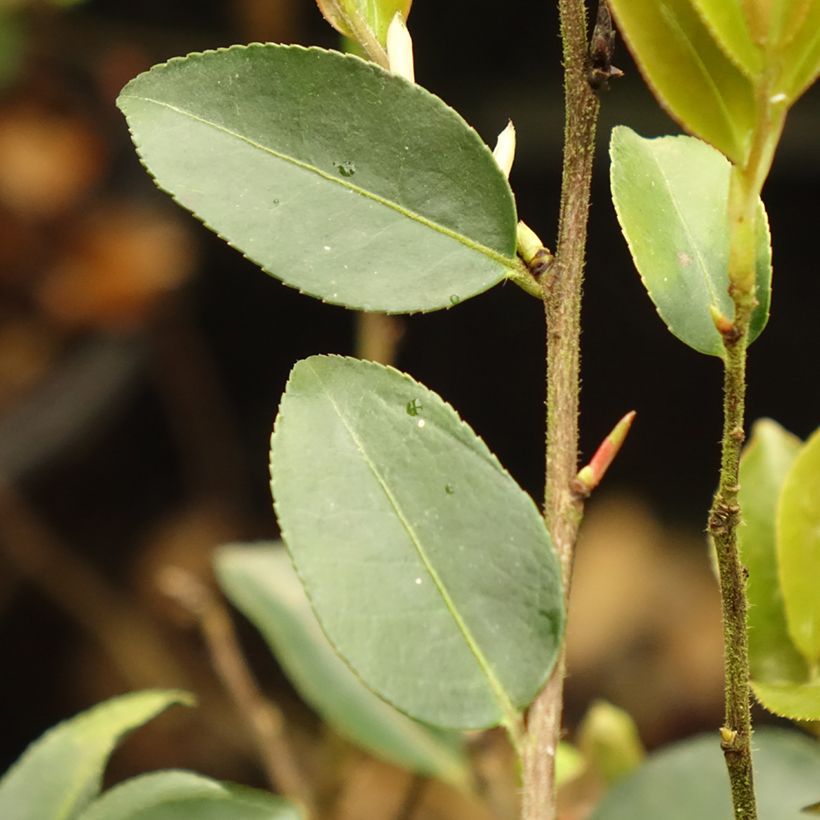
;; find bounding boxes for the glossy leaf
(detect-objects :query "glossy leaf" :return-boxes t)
[117,45,518,314]
[0,691,191,820]
[270,356,564,730]
[78,771,301,820]
[591,728,820,819]
[778,425,820,665]
[610,127,771,357]
[739,420,807,683]
[214,543,470,787]
[316,0,412,44]
[689,0,763,76]
[608,0,756,164]
[752,680,820,721]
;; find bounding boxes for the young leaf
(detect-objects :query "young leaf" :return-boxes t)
[117,45,519,314]
[78,771,301,820]
[590,729,820,819]
[751,680,820,721]
[608,0,756,164]
[610,127,771,357]
[316,0,413,45]
[777,425,820,666]
[739,420,808,684]
[689,0,763,77]
[0,690,192,820]
[776,0,820,101]
[270,356,564,731]
[214,543,470,787]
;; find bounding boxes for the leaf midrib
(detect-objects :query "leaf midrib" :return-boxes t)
[125,94,518,271]
[305,360,520,729]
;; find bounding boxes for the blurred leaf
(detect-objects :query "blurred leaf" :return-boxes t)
[78,771,301,820]
[752,681,820,721]
[590,728,820,819]
[609,127,771,357]
[608,0,756,163]
[740,0,811,48]
[0,691,192,820]
[778,426,820,665]
[689,0,763,76]
[117,45,518,314]
[739,420,808,685]
[270,356,564,730]
[556,743,586,788]
[578,701,645,785]
[0,11,24,91]
[776,0,820,101]
[316,0,412,44]
[214,543,470,787]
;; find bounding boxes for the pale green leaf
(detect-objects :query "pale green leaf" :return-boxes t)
[316,0,412,44]
[590,728,820,819]
[739,419,808,684]
[778,426,820,666]
[78,771,301,820]
[270,356,564,730]
[556,743,586,788]
[776,0,820,101]
[610,127,771,357]
[608,0,756,163]
[752,680,820,721]
[117,45,518,314]
[214,543,470,787]
[689,0,763,76]
[0,691,192,820]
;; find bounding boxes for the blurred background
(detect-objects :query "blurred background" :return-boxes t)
[0,0,816,817]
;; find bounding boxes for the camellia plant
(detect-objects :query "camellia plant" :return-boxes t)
[1,0,818,818]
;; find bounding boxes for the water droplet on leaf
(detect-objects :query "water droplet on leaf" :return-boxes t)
[336,161,356,177]
[445,484,455,495]
[450,294,461,305]
[406,399,422,416]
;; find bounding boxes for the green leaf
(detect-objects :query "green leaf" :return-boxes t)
[316,0,413,44]
[556,743,586,788]
[778,425,820,666]
[752,680,820,721]
[214,543,470,787]
[689,0,763,76]
[117,45,518,314]
[0,691,192,820]
[609,126,771,357]
[78,771,301,820]
[590,728,820,819]
[609,0,756,164]
[270,356,564,731]
[776,0,820,101]
[739,420,808,684]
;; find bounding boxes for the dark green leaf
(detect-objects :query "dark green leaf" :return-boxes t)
[609,0,756,163]
[0,691,192,820]
[778,426,820,665]
[270,356,564,730]
[214,543,470,786]
[78,771,301,820]
[117,45,518,314]
[610,127,771,357]
[591,728,820,819]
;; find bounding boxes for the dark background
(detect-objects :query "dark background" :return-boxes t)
[0,0,816,808]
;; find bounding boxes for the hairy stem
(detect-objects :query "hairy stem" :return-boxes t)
[709,329,756,820]
[521,0,600,816]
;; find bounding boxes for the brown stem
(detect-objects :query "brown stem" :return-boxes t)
[521,0,600,816]
[159,567,316,815]
[708,331,756,820]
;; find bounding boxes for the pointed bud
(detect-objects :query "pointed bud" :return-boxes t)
[493,120,516,179]
[387,13,414,83]
[573,411,636,497]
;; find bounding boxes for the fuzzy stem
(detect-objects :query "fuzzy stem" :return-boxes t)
[520,0,600,816]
